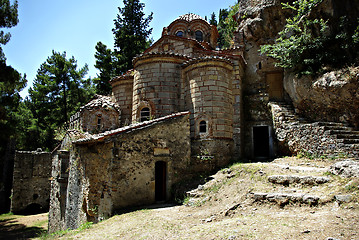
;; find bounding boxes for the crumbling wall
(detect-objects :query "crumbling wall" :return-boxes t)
[49,113,191,232]
[11,150,52,214]
[48,150,70,233]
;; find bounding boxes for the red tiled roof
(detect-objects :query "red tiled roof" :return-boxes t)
[74,111,190,144]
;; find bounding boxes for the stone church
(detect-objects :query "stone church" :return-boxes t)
[47,12,359,232]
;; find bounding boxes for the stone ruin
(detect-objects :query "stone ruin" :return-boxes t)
[4,0,358,232]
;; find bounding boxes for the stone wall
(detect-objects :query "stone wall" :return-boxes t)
[147,37,195,57]
[270,102,359,158]
[111,77,134,126]
[182,57,234,140]
[49,113,191,232]
[132,54,187,121]
[11,150,52,213]
[48,150,70,233]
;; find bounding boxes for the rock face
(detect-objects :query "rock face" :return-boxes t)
[285,67,359,129]
[236,0,359,132]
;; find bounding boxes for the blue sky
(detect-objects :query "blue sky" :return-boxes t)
[2,0,236,98]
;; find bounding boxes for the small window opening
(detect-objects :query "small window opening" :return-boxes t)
[140,107,151,122]
[97,115,102,129]
[258,62,262,69]
[195,30,203,42]
[176,31,183,37]
[199,120,207,133]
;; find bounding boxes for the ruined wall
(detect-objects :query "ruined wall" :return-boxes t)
[11,150,52,213]
[48,150,70,233]
[235,0,290,159]
[50,113,191,232]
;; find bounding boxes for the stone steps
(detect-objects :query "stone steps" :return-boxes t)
[268,175,330,186]
[251,192,320,206]
[272,101,359,154]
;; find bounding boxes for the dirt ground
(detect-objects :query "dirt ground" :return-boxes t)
[2,157,359,240]
[0,213,47,239]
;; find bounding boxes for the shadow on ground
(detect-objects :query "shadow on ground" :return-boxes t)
[0,218,45,240]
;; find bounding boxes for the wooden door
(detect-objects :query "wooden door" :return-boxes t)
[266,72,283,101]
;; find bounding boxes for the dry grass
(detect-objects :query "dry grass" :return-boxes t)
[7,157,359,240]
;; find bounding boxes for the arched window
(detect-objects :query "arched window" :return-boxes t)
[97,115,102,129]
[140,107,151,122]
[195,30,203,42]
[176,31,183,37]
[199,120,207,133]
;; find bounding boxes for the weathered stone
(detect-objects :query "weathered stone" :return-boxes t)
[334,194,352,203]
[268,175,330,185]
[329,160,359,178]
[11,151,52,214]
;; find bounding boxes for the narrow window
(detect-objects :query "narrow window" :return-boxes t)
[176,31,183,37]
[199,120,207,133]
[140,107,151,122]
[195,30,203,42]
[97,115,102,129]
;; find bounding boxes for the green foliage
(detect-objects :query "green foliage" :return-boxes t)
[0,0,27,156]
[112,0,153,75]
[94,41,114,95]
[0,0,18,61]
[27,51,95,150]
[217,3,240,49]
[94,0,153,94]
[260,0,359,77]
[209,12,217,26]
[217,8,229,48]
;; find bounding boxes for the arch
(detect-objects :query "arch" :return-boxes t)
[199,120,207,133]
[195,30,203,42]
[140,107,151,122]
[176,30,184,37]
[97,114,102,130]
[195,114,212,138]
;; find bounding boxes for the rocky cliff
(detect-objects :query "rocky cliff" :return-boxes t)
[236,0,359,129]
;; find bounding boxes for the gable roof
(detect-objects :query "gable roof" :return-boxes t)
[74,111,190,145]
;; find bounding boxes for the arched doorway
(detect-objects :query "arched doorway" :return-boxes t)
[155,161,167,202]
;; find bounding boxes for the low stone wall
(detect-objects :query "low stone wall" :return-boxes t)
[270,102,359,158]
[11,150,52,213]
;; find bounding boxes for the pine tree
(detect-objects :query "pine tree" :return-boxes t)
[209,12,217,26]
[28,51,94,150]
[0,0,19,61]
[217,8,229,48]
[0,0,26,152]
[94,41,114,95]
[94,0,153,94]
[112,0,153,75]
